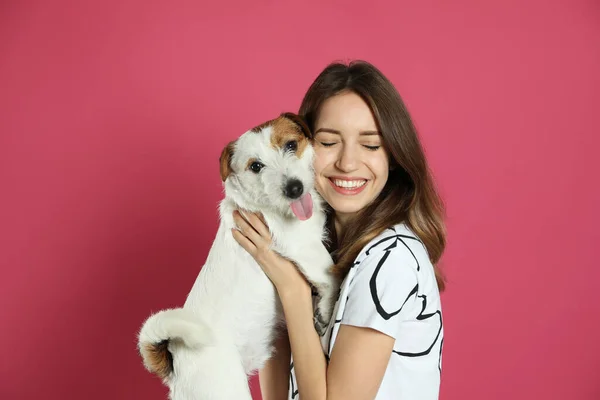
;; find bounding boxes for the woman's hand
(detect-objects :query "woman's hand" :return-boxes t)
[231,210,311,297]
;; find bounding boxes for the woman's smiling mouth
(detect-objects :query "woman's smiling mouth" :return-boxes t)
[328,177,368,195]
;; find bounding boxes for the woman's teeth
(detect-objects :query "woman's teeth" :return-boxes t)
[333,179,367,189]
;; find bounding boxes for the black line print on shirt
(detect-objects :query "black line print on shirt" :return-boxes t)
[328,227,440,362]
[350,226,420,286]
[365,226,423,257]
[438,338,444,373]
[369,239,419,319]
[290,362,298,398]
[367,234,443,358]
[393,293,443,358]
[366,229,421,271]
[326,293,347,356]
[352,231,420,288]
[348,260,361,286]
[398,237,420,271]
[327,316,342,356]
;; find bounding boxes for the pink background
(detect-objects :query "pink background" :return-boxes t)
[1,0,599,399]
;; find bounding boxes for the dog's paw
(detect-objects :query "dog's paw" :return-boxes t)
[313,296,334,336]
[314,310,329,336]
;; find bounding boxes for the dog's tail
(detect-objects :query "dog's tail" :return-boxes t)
[137,307,213,380]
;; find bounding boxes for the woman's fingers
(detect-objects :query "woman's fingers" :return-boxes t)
[234,210,271,242]
[233,210,276,268]
[245,212,271,239]
[232,227,257,255]
[233,210,262,244]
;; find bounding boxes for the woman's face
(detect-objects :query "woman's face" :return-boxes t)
[312,91,390,222]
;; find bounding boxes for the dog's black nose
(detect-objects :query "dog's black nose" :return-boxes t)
[284,179,304,199]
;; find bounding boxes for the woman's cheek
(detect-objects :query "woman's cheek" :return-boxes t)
[311,156,327,195]
[312,150,326,174]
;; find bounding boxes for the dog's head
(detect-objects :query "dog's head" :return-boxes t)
[219,112,316,220]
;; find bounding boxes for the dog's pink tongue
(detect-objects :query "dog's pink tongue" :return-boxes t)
[290,192,313,221]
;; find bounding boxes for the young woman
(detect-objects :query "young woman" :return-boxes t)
[231,60,446,400]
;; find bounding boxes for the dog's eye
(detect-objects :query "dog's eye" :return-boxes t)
[284,140,298,152]
[249,161,264,173]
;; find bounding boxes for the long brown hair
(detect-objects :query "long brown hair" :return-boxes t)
[298,60,447,291]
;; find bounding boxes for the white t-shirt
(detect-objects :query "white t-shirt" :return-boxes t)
[288,223,444,399]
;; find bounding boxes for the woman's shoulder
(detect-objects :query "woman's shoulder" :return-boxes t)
[356,223,427,265]
[349,223,437,284]
[350,222,440,298]
[339,223,440,335]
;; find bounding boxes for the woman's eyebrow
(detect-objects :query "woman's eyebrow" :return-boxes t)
[314,128,381,136]
[359,130,380,136]
[314,128,340,135]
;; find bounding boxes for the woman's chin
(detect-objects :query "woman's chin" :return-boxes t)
[327,199,366,217]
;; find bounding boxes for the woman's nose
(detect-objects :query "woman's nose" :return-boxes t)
[335,143,359,172]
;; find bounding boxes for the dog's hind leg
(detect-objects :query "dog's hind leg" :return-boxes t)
[169,343,253,400]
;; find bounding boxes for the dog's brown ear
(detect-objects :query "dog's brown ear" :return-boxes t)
[281,112,312,139]
[219,140,236,182]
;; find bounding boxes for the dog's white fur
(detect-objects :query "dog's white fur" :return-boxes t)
[137,113,339,400]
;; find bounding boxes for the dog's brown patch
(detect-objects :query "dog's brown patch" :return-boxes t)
[219,140,236,182]
[269,113,311,157]
[142,340,173,380]
[246,157,259,170]
[280,112,312,139]
[250,119,274,133]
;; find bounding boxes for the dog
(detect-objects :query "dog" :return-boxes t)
[137,112,339,400]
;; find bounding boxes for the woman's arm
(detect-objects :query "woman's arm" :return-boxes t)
[278,286,396,400]
[232,210,396,400]
[259,328,292,400]
[278,286,328,400]
[325,325,395,399]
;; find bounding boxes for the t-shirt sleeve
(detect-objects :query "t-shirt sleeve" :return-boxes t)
[340,245,419,339]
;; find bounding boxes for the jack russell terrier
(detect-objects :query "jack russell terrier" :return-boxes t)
[137,112,339,399]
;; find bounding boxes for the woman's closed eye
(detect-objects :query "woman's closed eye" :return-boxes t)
[319,141,337,147]
[318,141,381,150]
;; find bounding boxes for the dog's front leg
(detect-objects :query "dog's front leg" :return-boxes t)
[284,243,339,336]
